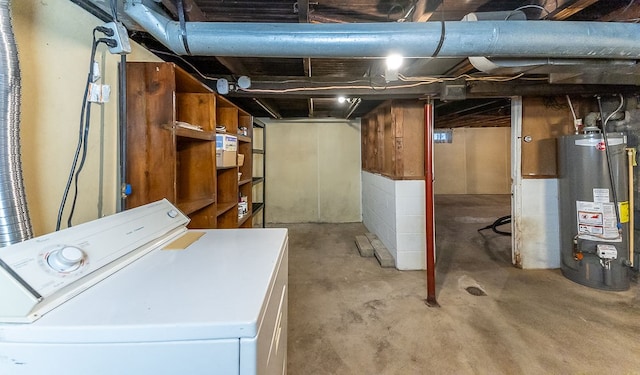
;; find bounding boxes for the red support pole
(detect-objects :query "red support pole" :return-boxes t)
[424,102,439,307]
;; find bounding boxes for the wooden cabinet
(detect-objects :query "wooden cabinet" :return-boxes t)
[125,62,256,228]
[361,100,425,179]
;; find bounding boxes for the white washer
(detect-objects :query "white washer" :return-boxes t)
[0,200,288,375]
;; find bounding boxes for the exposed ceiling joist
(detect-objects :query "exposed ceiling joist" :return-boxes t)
[75,0,638,119]
[548,0,600,20]
[160,0,205,21]
[159,0,252,77]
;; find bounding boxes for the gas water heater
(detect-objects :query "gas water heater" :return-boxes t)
[558,132,631,291]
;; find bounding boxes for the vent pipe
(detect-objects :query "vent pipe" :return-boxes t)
[0,0,33,246]
[125,0,640,60]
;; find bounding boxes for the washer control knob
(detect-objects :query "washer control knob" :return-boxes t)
[167,209,179,218]
[47,246,85,273]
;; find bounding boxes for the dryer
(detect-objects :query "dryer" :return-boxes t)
[0,199,288,375]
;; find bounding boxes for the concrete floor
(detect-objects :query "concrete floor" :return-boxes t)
[285,195,640,375]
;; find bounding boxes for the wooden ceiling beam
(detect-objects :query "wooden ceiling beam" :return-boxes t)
[547,0,600,20]
[161,0,251,76]
[600,1,640,21]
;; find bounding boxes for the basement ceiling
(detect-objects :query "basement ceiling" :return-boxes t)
[75,0,640,126]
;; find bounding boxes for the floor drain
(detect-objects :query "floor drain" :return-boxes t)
[465,286,487,296]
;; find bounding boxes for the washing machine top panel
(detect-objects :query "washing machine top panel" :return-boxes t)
[0,228,288,344]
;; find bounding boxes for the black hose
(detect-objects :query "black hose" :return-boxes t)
[478,215,512,236]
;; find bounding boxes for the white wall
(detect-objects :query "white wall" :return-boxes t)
[511,97,561,269]
[362,171,426,270]
[264,118,362,223]
[14,0,160,235]
[434,127,511,194]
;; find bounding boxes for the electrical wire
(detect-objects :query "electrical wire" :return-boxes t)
[623,0,637,13]
[109,0,118,21]
[566,95,577,122]
[146,48,220,82]
[603,93,625,126]
[506,5,550,20]
[240,73,529,94]
[55,31,113,230]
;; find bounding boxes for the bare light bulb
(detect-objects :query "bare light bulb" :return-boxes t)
[386,54,404,70]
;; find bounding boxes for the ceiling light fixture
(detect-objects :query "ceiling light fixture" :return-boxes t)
[338,96,346,104]
[386,54,404,70]
[385,54,404,82]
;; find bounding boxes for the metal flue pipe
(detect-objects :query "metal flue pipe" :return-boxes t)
[0,0,33,246]
[125,0,640,60]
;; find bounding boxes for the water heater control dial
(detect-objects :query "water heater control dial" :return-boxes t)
[46,246,85,273]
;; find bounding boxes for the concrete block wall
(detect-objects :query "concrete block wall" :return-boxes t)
[362,171,426,270]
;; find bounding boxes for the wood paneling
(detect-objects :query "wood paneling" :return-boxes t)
[361,100,425,180]
[521,97,574,178]
[126,62,176,208]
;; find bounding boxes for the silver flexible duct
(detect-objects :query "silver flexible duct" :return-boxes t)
[0,0,33,246]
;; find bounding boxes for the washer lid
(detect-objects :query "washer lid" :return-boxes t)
[0,199,190,323]
[0,229,288,344]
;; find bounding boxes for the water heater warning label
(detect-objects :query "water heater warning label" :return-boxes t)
[576,201,621,242]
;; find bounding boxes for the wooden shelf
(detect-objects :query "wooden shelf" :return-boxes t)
[251,120,265,228]
[177,198,216,216]
[126,62,258,229]
[217,165,238,171]
[238,212,252,226]
[175,127,216,141]
[252,203,264,215]
[217,201,237,216]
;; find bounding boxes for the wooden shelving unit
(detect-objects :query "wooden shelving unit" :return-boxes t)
[125,62,259,228]
[251,118,266,227]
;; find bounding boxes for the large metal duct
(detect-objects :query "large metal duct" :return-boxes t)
[0,0,33,246]
[125,0,640,60]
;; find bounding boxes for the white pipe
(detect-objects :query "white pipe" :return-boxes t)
[125,0,640,59]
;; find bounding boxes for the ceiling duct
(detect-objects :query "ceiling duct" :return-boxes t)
[463,11,640,82]
[124,1,640,60]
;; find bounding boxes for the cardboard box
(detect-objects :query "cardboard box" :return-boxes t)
[216,149,237,168]
[238,153,245,167]
[216,134,238,168]
[216,134,237,151]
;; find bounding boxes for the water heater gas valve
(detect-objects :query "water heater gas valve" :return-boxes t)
[596,244,618,260]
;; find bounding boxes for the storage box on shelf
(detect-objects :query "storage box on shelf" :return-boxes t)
[125,62,257,229]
